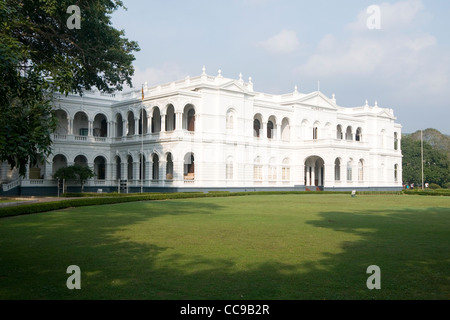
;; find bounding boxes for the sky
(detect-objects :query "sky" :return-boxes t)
[111,0,450,134]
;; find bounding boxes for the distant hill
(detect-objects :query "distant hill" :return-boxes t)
[404,128,450,160]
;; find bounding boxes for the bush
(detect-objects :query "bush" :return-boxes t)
[428,183,441,189]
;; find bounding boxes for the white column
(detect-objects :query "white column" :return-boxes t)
[134,119,139,136]
[161,114,166,132]
[311,166,315,186]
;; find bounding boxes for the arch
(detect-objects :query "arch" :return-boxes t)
[312,121,320,140]
[253,115,262,138]
[268,157,277,181]
[282,157,290,181]
[356,127,362,142]
[127,111,135,136]
[358,159,364,182]
[127,155,133,180]
[152,107,161,133]
[183,104,196,132]
[55,109,69,135]
[115,155,121,180]
[74,155,88,167]
[115,113,123,137]
[152,153,159,180]
[253,156,262,181]
[394,163,399,182]
[226,156,234,180]
[52,154,67,175]
[394,132,399,150]
[165,104,176,131]
[184,152,195,180]
[336,125,343,140]
[281,117,290,142]
[139,154,146,180]
[138,108,148,135]
[93,113,108,137]
[94,156,106,180]
[334,158,341,181]
[166,152,174,180]
[267,115,277,139]
[345,126,353,140]
[226,108,235,130]
[347,158,353,181]
[73,111,89,136]
[304,156,325,187]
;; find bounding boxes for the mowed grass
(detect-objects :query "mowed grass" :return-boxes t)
[0,194,448,300]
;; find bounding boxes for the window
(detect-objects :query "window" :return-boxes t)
[394,164,398,182]
[268,158,277,181]
[282,158,290,181]
[254,157,262,181]
[394,132,399,150]
[267,121,274,139]
[313,127,318,140]
[335,158,341,181]
[356,128,362,141]
[226,110,234,130]
[253,119,261,138]
[358,159,364,182]
[226,157,233,180]
[347,161,353,181]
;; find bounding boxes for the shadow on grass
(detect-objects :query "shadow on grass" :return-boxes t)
[0,198,448,300]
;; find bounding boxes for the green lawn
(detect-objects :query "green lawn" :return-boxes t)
[0,194,448,300]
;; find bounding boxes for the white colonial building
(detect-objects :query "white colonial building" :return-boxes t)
[1,68,403,195]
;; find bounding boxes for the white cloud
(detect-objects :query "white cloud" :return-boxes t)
[258,29,301,55]
[347,0,425,33]
[296,0,448,96]
[125,64,188,91]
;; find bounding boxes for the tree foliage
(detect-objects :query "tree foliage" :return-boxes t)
[0,0,139,176]
[53,164,95,192]
[402,133,450,187]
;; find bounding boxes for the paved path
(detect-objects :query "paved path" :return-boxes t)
[0,197,74,208]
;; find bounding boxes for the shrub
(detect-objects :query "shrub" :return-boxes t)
[428,183,441,189]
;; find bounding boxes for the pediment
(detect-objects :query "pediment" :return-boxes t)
[295,92,337,110]
[219,80,247,93]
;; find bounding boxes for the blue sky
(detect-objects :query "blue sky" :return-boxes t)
[111,0,450,134]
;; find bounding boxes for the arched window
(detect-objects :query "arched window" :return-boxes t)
[226,109,234,130]
[313,126,318,140]
[335,158,341,181]
[152,107,161,133]
[356,128,362,142]
[115,156,121,180]
[347,160,353,181]
[93,114,108,137]
[55,110,69,135]
[253,157,262,182]
[139,109,148,135]
[253,119,261,138]
[358,159,364,182]
[394,164,398,182]
[336,125,343,140]
[267,120,274,139]
[127,111,135,136]
[187,109,195,132]
[139,154,146,180]
[152,154,159,180]
[52,154,67,175]
[345,126,353,140]
[74,155,88,167]
[94,156,106,180]
[165,105,175,131]
[116,113,123,137]
[166,153,173,180]
[282,158,290,181]
[184,153,195,180]
[268,157,277,181]
[74,111,89,136]
[226,157,233,180]
[281,118,290,142]
[394,132,399,150]
[127,155,133,180]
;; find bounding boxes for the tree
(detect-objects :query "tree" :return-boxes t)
[0,0,139,176]
[402,134,450,187]
[53,164,94,192]
[71,165,95,193]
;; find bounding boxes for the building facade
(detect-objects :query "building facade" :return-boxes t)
[1,68,403,195]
